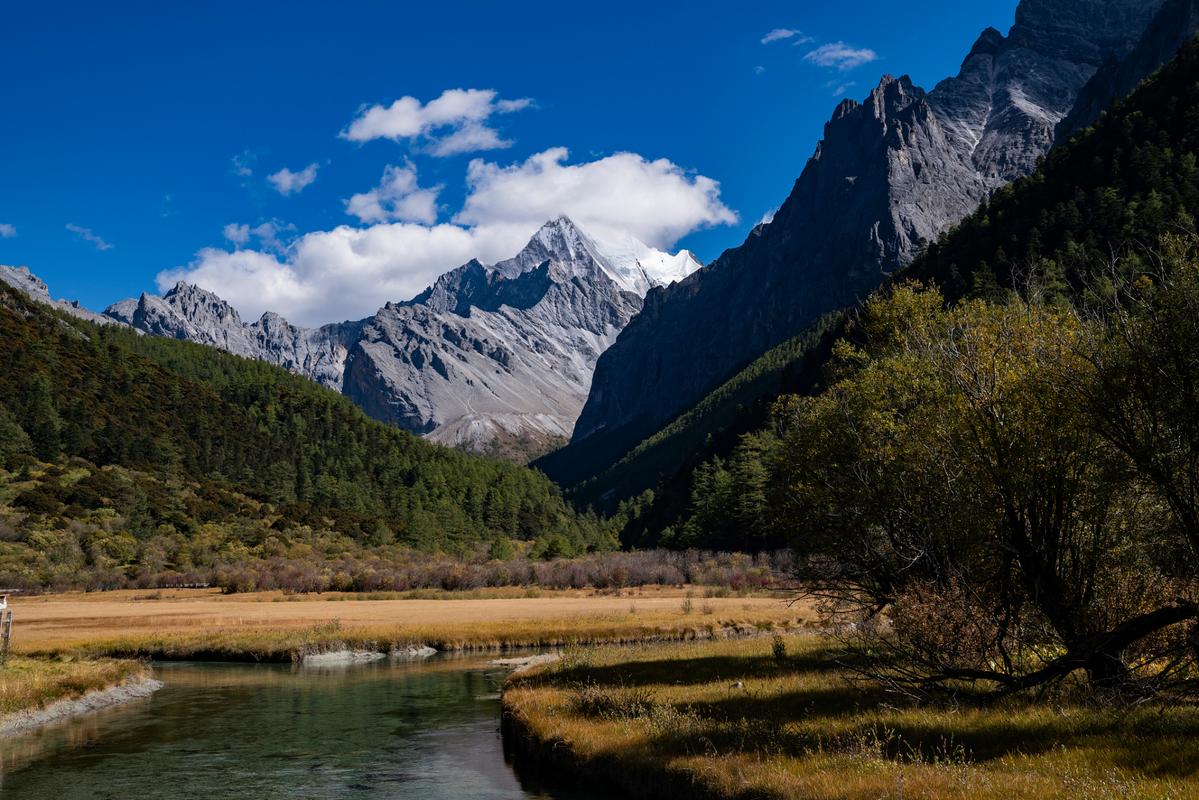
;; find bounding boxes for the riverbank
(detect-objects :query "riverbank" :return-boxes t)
[11,587,811,662]
[0,656,158,737]
[502,635,1199,800]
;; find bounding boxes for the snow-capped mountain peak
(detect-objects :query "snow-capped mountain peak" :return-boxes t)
[500,216,701,296]
[588,231,703,295]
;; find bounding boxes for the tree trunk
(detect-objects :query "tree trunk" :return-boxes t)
[1083,648,1130,690]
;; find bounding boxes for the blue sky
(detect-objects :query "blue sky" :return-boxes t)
[0,0,1016,324]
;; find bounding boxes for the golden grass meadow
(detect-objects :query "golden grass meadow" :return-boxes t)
[6,586,810,660]
[502,635,1199,800]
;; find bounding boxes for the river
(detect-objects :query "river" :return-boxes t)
[0,655,613,799]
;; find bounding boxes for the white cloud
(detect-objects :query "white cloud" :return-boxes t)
[341,88,532,156]
[0,224,15,238]
[456,147,737,248]
[761,28,812,45]
[828,80,858,97]
[346,163,441,224]
[221,220,295,251]
[223,223,251,245]
[428,123,509,157]
[247,220,295,254]
[754,65,766,75]
[162,148,736,326]
[267,163,319,196]
[231,151,256,177]
[804,42,879,71]
[66,224,113,251]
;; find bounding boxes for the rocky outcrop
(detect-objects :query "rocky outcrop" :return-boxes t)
[104,283,364,392]
[105,282,263,355]
[568,0,1162,452]
[0,265,122,327]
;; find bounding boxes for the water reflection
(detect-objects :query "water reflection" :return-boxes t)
[0,655,611,800]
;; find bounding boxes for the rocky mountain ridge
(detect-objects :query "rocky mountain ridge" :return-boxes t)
[103,284,361,391]
[0,266,120,327]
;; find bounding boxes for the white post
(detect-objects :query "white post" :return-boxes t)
[0,595,11,666]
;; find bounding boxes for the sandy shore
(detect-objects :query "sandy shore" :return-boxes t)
[0,676,163,738]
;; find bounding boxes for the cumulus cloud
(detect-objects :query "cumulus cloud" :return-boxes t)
[804,42,879,71]
[66,224,113,251]
[221,220,294,252]
[761,28,811,45]
[224,223,251,245]
[346,163,441,224]
[245,220,295,254]
[341,88,532,156]
[267,163,319,195]
[161,148,736,326]
[456,147,737,248]
[0,224,15,238]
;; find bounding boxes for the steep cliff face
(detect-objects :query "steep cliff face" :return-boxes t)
[249,313,366,392]
[343,217,693,459]
[570,0,1162,448]
[1057,0,1199,140]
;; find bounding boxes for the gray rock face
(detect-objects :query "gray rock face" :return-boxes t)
[104,282,261,355]
[344,217,693,458]
[1057,0,1199,139]
[0,265,123,327]
[570,0,1161,448]
[103,283,360,391]
[250,312,365,392]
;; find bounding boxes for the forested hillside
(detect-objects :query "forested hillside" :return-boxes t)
[0,284,609,587]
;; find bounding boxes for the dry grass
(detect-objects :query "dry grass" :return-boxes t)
[0,656,148,717]
[9,587,811,661]
[503,636,1199,800]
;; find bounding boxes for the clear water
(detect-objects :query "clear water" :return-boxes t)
[0,656,613,800]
